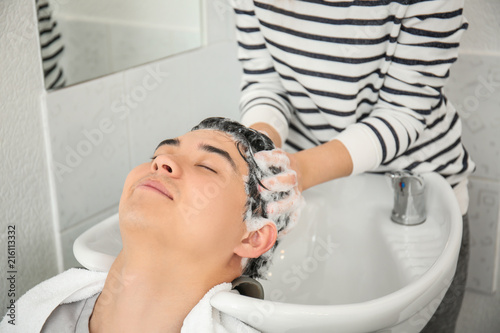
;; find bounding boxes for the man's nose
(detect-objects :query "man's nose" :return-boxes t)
[151,154,182,178]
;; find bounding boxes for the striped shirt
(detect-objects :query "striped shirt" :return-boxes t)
[232,0,475,194]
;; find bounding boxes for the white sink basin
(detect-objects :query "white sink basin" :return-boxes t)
[73,172,462,333]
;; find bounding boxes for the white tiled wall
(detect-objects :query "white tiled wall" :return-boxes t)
[459,0,500,53]
[466,179,500,293]
[446,51,500,299]
[47,72,129,231]
[445,0,500,331]
[60,206,119,268]
[0,0,60,309]
[446,54,500,181]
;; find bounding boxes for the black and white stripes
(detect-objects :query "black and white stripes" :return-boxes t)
[232,0,474,188]
[37,0,66,90]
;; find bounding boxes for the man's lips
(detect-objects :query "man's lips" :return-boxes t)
[137,179,174,200]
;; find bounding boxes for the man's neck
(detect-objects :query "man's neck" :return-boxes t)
[89,249,236,333]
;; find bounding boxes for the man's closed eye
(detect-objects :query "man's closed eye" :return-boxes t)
[197,164,218,174]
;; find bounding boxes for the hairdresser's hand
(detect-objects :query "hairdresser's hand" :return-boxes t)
[250,123,353,191]
[254,149,302,192]
[250,122,304,192]
[254,149,304,224]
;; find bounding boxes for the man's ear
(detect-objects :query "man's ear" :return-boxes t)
[234,222,277,259]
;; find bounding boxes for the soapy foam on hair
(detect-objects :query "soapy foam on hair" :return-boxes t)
[238,146,305,277]
[241,148,303,233]
[191,117,304,279]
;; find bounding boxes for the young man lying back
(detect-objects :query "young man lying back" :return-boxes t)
[0,117,303,333]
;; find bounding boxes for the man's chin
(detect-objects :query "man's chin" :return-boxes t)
[118,205,163,231]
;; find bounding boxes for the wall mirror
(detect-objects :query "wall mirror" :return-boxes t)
[39,0,203,90]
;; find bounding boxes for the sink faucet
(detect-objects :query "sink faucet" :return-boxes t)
[387,171,426,225]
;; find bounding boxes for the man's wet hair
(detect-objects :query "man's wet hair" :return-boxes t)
[192,117,295,279]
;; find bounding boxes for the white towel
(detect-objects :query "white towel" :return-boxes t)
[0,268,107,333]
[182,283,259,333]
[0,268,260,332]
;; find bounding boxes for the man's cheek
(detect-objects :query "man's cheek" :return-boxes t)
[124,163,149,189]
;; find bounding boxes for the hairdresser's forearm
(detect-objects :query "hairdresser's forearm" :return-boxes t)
[294,140,353,191]
[249,122,353,191]
[250,122,283,148]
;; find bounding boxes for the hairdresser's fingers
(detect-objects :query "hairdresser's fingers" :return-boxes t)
[266,198,294,217]
[254,148,304,197]
[260,170,298,191]
[254,149,290,170]
[254,149,298,190]
[265,188,302,216]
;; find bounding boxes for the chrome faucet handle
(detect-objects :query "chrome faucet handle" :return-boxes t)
[386,171,426,225]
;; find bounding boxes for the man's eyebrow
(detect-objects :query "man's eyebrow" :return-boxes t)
[155,138,239,173]
[199,143,238,173]
[155,138,180,150]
